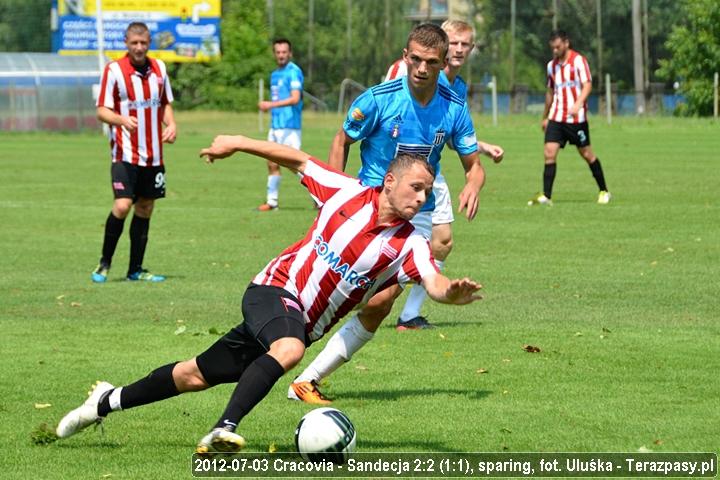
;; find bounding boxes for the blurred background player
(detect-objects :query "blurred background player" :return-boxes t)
[55,134,483,456]
[385,19,475,329]
[256,38,304,211]
[288,23,503,404]
[91,22,176,283]
[529,29,611,206]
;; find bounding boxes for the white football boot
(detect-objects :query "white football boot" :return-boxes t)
[56,381,115,438]
[196,428,247,457]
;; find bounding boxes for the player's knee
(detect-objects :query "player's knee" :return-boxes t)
[112,200,133,218]
[134,199,154,218]
[431,237,453,260]
[173,360,209,392]
[268,338,305,371]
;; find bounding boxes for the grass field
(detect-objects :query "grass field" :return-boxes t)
[1,113,718,479]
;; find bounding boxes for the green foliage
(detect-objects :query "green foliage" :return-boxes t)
[657,0,720,116]
[0,0,51,51]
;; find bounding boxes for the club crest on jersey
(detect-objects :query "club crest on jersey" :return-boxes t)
[351,108,365,121]
[391,124,400,138]
[313,235,376,290]
[433,130,445,145]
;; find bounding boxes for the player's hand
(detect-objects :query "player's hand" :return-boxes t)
[541,118,548,132]
[162,123,177,144]
[569,102,580,117]
[457,184,480,220]
[122,116,138,133]
[258,101,273,112]
[445,278,483,305]
[200,135,243,163]
[482,143,504,163]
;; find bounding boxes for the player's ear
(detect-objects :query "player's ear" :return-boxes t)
[383,172,396,191]
[402,48,409,62]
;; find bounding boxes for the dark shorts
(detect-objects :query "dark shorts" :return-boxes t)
[195,284,307,385]
[111,162,166,201]
[544,120,591,148]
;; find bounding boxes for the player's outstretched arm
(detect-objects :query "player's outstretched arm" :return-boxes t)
[422,274,483,305]
[200,135,310,174]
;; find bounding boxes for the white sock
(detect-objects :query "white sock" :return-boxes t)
[266,175,281,207]
[295,315,374,383]
[399,259,444,322]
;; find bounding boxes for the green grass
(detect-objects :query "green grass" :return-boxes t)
[0,113,718,479]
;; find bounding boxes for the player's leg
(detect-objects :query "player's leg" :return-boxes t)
[397,180,453,329]
[126,166,166,281]
[289,285,403,404]
[92,163,135,282]
[530,121,562,205]
[575,126,610,203]
[200,285,306,454]
[258,129,283,211]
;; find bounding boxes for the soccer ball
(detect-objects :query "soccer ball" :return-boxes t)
[294,407,356,464]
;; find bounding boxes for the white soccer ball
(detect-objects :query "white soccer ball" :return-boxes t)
[294,407,356,464]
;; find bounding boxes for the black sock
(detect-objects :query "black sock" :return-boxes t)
[100,213,125,266]
[589,158,608,191]
[128,215,150,275]
[97,362,179,417]
[213,354,285,431]
[543,163,557,199]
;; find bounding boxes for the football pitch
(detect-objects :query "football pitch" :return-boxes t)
[1,113,718,478]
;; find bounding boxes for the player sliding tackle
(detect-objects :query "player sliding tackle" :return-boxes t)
[55,135,483,456]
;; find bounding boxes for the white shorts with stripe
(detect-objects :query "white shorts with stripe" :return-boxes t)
[267,128,302,149]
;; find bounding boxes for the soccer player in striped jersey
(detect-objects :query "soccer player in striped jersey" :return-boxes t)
[287,23,502,405]
[256,38,304,211]
[55,135,483,456]
[529,29,611,206]
[91,22,176,283]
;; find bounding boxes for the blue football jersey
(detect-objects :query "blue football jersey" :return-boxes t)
[343,76,478,211]
[439,70,468,100]
[270,61,304,130]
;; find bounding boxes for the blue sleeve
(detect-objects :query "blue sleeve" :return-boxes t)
[289,67,303,91]
[451,102,478,156]
[342,89,380,142]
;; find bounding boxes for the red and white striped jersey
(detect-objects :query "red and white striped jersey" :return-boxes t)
[97,55,174,167]
[384,59,407,82]
[546,50,592,124]
[252,158,440,342]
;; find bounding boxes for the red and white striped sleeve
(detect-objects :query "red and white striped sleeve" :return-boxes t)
[546,60,555,89]
[301,157,364,206]
[96,63,117,109]
[397,234,440,284]
[159,60,174,105]
[576,54,592,84]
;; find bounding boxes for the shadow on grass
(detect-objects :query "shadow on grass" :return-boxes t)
[332,388,492,402]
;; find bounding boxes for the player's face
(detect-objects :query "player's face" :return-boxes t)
[386,163,434,220]
[273,43,292,67]
[125,32,150,66]
[403,41,447,92]
[446,30,474,68]
[549,37,569,60]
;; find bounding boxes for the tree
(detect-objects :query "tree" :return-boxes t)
[0,0,51,51]
[657,0,720,116]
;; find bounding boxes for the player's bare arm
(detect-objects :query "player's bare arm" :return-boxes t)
[569,81,592,117]
[457,151,485,220]
[542,88,553,131]
[97,106,137,132]
[328,129,356,171]
[161,104,177,143]
[422,273,483,305]
[258,89,302,112]
[200,135,309,174]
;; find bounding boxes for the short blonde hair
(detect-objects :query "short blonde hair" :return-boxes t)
[441,19,475,42]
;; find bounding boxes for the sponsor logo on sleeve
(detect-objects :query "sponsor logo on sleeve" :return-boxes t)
[461,134,478,148]
[351,108,365,121]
